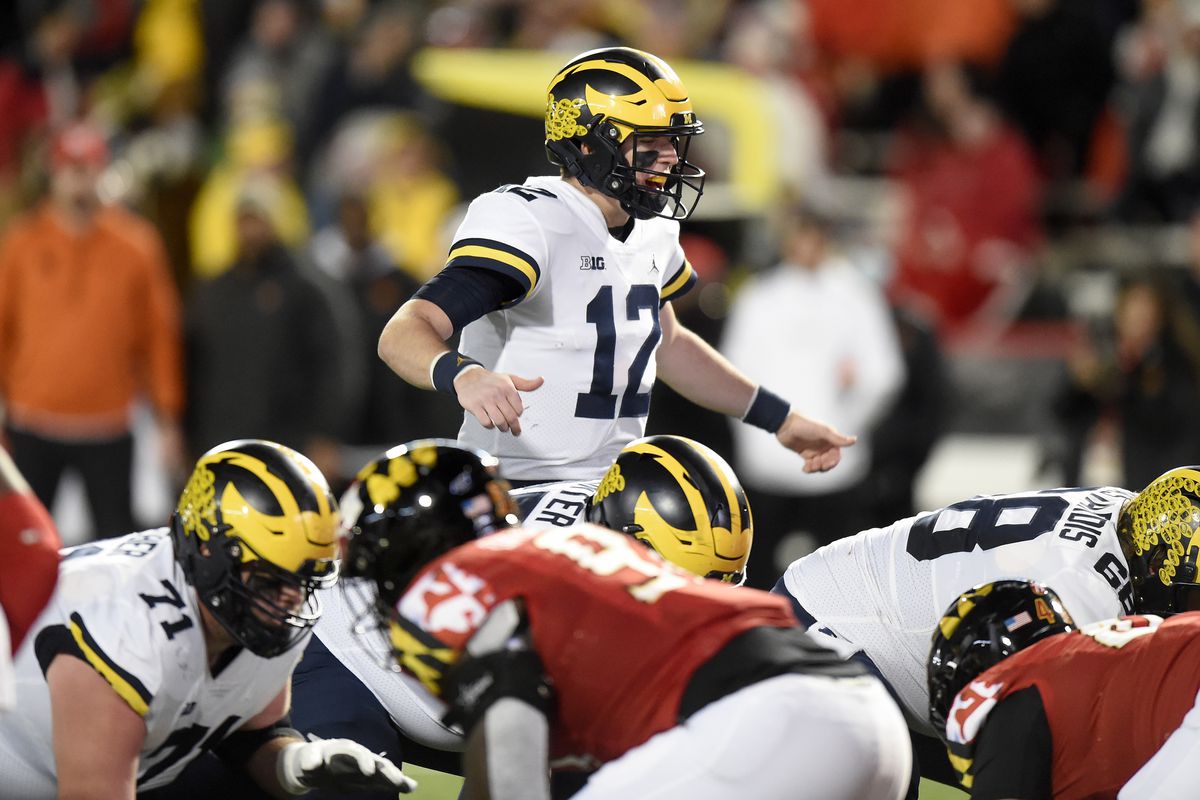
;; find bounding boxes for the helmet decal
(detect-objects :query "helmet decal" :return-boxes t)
[177,462,218,542]
[1118,466,1200,613]
[594,464,625,504]
[545,98,588,142]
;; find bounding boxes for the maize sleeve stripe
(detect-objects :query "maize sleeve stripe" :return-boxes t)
[660,259,696,303]
[446,238,541,300]
[67,612,153,716]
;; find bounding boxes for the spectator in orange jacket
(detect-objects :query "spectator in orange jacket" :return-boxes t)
[0,123,185,540]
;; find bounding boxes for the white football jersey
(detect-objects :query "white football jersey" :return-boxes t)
[511,479,601,527]
[312,582,462,751]
[778,486,1137,734]
[452,176,696,480]
[0,529,306,797]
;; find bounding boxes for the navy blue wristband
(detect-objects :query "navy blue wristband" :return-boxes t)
[742,387,790,433]
[432,351,482,396]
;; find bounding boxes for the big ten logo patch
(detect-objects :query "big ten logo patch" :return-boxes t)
[398,561,496,649]
[580,255,606,271]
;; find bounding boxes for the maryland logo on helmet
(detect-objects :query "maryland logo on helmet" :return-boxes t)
[588,435,751,584]
[172,439,339,657]
[544,47,706,221]
[1118,466,1200,614]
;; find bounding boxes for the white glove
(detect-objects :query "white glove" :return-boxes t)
[277,735,418,796]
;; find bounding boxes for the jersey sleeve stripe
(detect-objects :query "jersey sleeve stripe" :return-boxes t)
[389,617,458,696]
[660,259,697,303]
[67,612,153,716]
[446,239,541,298]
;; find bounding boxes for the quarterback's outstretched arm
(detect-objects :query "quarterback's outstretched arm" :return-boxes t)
[655,303,856,473]
[379,298,544,436]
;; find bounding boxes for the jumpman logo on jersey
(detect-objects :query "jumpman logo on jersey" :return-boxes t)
[650,256,659,274]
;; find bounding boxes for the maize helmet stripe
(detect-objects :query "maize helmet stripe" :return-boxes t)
[647,434,748,538]
[622,439,710,535]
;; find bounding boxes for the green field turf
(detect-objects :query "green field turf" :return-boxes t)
[402,765,969,799]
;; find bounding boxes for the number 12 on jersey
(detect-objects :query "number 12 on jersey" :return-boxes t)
[576,284,661,420]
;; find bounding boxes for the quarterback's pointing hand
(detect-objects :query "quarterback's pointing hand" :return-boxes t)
[776,411,857,473]
[455,368,544,436]
[277,736,417,795]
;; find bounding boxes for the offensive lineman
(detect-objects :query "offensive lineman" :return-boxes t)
[338,440,912,800]
[773,467,1200,734]
[928,579,1200,798]
[377,46,852,482]
[0,440,415,798]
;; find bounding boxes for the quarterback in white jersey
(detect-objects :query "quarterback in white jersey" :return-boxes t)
[0,441,414,799]
[378,46,853,482]
[776,467,1200,737]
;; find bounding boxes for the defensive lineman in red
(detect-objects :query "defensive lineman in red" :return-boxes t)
[340,439,912,800]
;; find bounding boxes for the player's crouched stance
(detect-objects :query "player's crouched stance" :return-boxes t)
[0,440,415,799]
[339,440,912,800]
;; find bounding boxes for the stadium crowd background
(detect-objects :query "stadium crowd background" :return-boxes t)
[2,0,1200,577]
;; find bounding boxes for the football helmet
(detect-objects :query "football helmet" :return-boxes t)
[927,580,1075,737]
[587,435,752,584]
[340,440,519,611]
[172,439,339,658]
[545,46,705,221]
[1118,466,1200,615]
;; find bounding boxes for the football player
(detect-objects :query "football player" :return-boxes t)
[288,434,753,791]
[0,444,60,711]
[514,434,753,583]
[0,440,416,799]
[773,466,1200,734]
[338,440,913,800]
[377,46,853,483]
[928,579,1200,799]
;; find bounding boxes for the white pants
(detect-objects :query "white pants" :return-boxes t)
[1119,686,1200,799]
[574,673,912,800]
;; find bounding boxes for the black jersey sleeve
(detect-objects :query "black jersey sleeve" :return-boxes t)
[414,265,526,332]
[969,687,1053,800]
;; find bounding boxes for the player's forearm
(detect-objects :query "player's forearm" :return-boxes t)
[245,735,303,799]
[463,698,552,800]
[379,299,455,390]
[656,326,756,418]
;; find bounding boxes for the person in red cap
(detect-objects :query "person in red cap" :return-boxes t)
[0,122,185,540]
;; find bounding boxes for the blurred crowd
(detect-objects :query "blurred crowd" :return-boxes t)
[2,0,1200,580]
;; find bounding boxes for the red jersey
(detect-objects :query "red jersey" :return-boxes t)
[945,613,1200,799]
[389,523,797,765]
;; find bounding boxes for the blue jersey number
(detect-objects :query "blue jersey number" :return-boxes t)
[906,495,1071,561]
[575,284,661,419]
